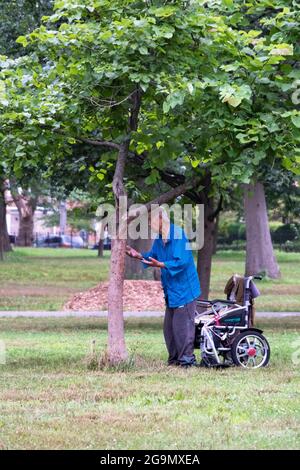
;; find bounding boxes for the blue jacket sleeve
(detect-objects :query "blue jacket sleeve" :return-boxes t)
[163,234,191,277]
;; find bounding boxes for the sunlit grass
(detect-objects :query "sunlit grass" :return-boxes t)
[0,248,299,311]
[0,317,299,449]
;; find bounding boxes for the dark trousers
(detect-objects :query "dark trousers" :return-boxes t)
[163,299,196,366]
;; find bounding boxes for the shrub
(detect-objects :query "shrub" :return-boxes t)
[282,240,300,252]
[218,221,246,245]
[272,223,299,244]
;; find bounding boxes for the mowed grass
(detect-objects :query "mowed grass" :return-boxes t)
[0,317,299,449]
[0,248,300,311]
[0,248,110,310]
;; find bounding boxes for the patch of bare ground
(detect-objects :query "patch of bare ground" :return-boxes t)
[260,285,300,295]
[64,280,165,311]
[0,285,78,297]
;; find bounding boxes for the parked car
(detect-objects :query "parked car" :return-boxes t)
[38,235,84,248]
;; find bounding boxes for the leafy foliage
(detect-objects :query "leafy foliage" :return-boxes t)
[0,0,299,200]
[0,0,53,56]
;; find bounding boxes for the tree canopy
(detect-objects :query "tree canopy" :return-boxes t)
[1,0,298,196]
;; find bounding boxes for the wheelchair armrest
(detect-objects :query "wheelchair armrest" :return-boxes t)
[196,299,213,306]
[210,299,236,305]
[197,299,236,306]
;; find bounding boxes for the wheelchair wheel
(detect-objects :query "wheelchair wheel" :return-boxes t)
[231,330,270,368]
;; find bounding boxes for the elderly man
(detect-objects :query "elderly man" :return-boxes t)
[126,207,201,367]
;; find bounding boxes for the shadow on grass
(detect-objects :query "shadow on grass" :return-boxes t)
[5,349,167,372]
[0,317,165,333]
[0,316,299,334]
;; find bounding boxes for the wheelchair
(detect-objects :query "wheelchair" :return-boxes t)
[194,275,270,368]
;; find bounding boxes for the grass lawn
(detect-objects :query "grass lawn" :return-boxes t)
[0,247,300,311]
[0,248,110,310]
[0,316,299,449]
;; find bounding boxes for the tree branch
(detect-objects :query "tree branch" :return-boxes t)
[127,179,200,224]
[112,86,142,201]
[38,123,121,151]
[208,195,223,222]
[144,182,192,210]
[76,137,121,150]
[127,151,206,203]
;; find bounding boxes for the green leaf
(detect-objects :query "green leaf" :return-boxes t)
[191,159,200,168]
[156,141,164,149]
[269,44,293,56]
[97,172,105,180]
[145,169,160,185]
[16,36,28,47]
[291,116,300,128]
[163,101,170,114]
[139,47,148,55]
[219,84,252,108]
[150,6,177,18]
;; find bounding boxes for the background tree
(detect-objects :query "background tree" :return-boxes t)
[0,0,54,254]
[0,178,11,258]
[0,0,53,56]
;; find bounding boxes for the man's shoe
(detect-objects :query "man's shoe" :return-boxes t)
[180,361,199,369]
[167,360,180,367]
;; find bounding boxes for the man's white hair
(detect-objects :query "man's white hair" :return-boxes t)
[150,205,170,222]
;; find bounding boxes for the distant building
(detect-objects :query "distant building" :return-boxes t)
[6,203,57,238]
[5,200,98,247]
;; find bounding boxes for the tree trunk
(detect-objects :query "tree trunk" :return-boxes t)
[197,196,216,300]
[212,212,219,255]
[244,182,280,278]
[97,221,105,258]
[59,200,67,234]
[11,189,37,247]
[0,182,12,259]
[107,86,142,365]
[98,239,104,258]
[17,212,35,247]
[107,141,131,364]
[107,237,128,364]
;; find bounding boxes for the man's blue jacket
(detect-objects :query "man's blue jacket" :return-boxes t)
[142,223,201,308]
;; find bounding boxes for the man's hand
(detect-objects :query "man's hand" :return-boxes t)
[142,257,165,269]
[126,245,143,260]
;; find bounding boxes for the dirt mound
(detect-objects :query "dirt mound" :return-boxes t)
[64,280,165,311]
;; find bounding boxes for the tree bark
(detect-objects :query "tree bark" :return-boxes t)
[97,221,105,258]
[98,239,104,258]
[107,86,142,365]
[107,236,128,364]
[59,200,67,234]
[212,212,219,255]
[197,195,216,300]
[107,140,132,364]
[17,211,35,247]
[10,188,37,247]
[244,181,280,278]
[0,180,12,259]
